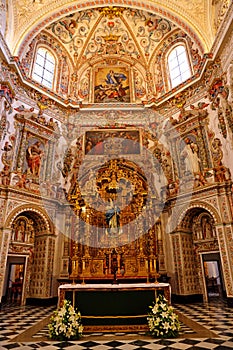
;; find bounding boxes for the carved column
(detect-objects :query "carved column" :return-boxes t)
[44,139,57,180]
[13,119,28,172]
[60,236,70,279]
[0,228,11,305]
[216,185,233,303]
[216,224,233,302]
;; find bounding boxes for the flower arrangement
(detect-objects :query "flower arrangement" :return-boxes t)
[147,294,180,338]
[48,299,83,340]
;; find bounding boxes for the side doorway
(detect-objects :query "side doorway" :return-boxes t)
[202,252,226,300]
[3,256,26,305]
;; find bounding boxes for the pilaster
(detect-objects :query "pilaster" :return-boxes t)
[0,228,11,305]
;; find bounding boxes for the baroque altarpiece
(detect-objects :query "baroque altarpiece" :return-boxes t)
[0,3,233,307]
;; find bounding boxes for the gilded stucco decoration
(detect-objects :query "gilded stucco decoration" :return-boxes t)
[211,0,231,33]
[25,8,176,65]
[7,0,222,55]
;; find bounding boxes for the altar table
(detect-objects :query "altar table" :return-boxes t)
[58,283,171,322]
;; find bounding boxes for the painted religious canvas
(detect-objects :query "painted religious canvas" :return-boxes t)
[84,129,141,155]
[94,67,130,103]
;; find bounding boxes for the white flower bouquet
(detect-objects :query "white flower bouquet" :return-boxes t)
[147,294,180,338]
[48,299,83,340]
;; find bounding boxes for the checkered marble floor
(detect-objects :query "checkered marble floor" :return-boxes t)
[0,298,233,349]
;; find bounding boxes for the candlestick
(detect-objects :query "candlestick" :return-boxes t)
[146,259,150,283]
[82,260,85,284]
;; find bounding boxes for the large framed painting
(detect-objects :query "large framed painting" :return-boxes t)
[84,129,141,155]
[94,66,131,103]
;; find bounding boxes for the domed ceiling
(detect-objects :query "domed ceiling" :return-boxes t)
[12,4,210,106]
[0,1,231,108]
[4,1,218,56]
[45,8,178,66]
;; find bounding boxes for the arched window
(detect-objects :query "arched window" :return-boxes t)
[167,45,191,88]
[32,48,55,89]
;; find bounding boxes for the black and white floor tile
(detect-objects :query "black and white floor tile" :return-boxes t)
[1,298,233,349]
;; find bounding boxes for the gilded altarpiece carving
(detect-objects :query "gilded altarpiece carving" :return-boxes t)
[61,127,165,281]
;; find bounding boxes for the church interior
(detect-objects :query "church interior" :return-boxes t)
[0,0,233,349]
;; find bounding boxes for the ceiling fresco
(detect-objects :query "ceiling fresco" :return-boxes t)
[44,8,177,66]
[3,0,229,56]
[0,0,231,109]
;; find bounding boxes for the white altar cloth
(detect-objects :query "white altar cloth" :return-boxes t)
[59,282,170,289]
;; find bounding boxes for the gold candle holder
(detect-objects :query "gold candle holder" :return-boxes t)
[146,259,150,283]
[154,271,160,284]
[81,260,85,284]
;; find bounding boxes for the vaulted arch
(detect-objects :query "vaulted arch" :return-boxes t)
[176,201,222,231]
[5,204,54,235]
